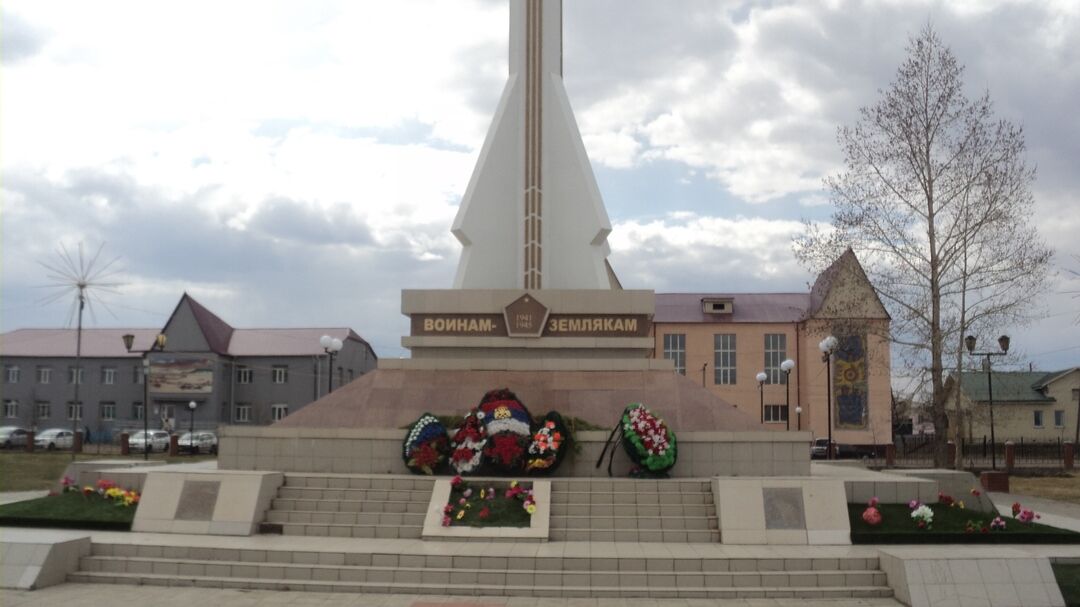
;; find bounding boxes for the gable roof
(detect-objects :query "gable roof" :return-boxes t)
[0,328,159,358]
[1032,368,1079,390]
[955,371,1057,404]
[168,293,234,355]
[809,248,890,320]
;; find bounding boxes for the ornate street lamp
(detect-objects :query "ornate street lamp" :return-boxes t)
[320,335,343,394]
[781,359,795,431]
[819,335,839,459]
[123,332,167,460]
[187,400,197,454]
[965,334,1010,470]
[756,371,768,424]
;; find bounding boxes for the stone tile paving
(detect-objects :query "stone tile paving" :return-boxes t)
[1,583,903,606]
[0,491,47,505]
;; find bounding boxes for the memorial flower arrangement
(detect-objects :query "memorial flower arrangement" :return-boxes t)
[479,390,533,473]
[910,503,934,529]
[449,410,487,475]
[526,412,568,473]
[402,413,450,475]
[400,389,572,476]
[861,497,882,526]
[62,477,140,507]
[620,403,677,474]
[1011,502,1041,524]
[442,476,535,527]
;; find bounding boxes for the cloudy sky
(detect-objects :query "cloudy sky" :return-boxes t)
[3,0,1078,383]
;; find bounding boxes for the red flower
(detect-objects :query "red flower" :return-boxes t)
[981,527,989,534]
[478,507,491,520]
[451,475,463,487]
[484,434,525,466]
[1012,502,1022,516]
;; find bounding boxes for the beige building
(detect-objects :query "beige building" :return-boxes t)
[945,368,1080,443]
[651,250,892,449]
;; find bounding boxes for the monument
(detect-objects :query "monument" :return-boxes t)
[218,0,811,482]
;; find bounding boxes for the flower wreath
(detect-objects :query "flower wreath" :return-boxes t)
[620,403,677,474]
[478,389,533,473]
[526,411,569,474]
[402,413,449,475]
[449,409,488,475]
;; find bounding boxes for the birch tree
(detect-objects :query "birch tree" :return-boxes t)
[794,25,1052,465]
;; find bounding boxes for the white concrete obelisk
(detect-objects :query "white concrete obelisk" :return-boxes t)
[452,0,616,290]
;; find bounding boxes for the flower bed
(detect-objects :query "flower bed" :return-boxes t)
[0,478,139,530]
[848,501,1080,544]
[441,476,534,528]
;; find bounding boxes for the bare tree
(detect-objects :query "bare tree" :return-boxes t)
[794,25,1052,466]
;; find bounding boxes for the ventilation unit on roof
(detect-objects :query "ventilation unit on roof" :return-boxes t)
[702,298,733,315]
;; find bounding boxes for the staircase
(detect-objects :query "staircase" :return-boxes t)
[70,541,893,599]
[549,478,720,542]
[260,474,433,539]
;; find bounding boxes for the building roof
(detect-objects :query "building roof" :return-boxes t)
[654,293,811,324]
[955,371,1058,404]
[1032,368,1079,389]
[0,328,160,358]
[181,294,234,355]
[226,328,368,357]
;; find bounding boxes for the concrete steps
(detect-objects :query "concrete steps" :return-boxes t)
[549,478,721,543]
[262,474,434,539]
[70,543,893,599]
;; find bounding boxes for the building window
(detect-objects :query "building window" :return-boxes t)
[101,367,116,385]
[764,334,787,384]
[713,334,736,385]
[4,400,18,418]
[67,402,83,421]
[271,366,288,384]
[236,366,252,384]
[235,403,252,423]
[1033,410,1044,428]
[5,366,20,384]
[101,402,116,421]
[132,402,144,421]
[133,365,144,384]
[764,404,788,423]
[68,367,84,385]
[1055,410,1065,428]
[270,404,289,421]
[1074,388,1080,402]
[37,366,52,384]
[663,334,686,375]
[348,369,355,381]
[36,401,51,420]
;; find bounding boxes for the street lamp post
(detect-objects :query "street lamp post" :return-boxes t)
[187,400,196,454]
[756,371,768,424]
[319,335,343,394]
[781,359,795,431]
[819,335,839,459]
[122,332,166,461]
[964,334,1010,470]
[795,405,803,431]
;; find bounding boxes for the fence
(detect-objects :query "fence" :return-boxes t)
[893,434,1073,468]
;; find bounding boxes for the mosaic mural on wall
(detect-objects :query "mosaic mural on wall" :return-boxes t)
[834,334,869,429]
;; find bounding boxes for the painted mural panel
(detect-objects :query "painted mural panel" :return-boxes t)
[149,354,214,395]
[834,334,868,429]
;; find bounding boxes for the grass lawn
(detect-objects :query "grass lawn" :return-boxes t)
[1009,473,1080,505]
[446,481,533,528]
[1052,563,1080,607]
[849,503,1080,544]
[0,451,216,492]
[0,491,136,530]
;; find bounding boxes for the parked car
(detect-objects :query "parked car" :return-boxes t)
[128,430,171,453]
[811,438,835,459]
[0,426,30,449]
[178,431,217,455]
[34,428,75,450]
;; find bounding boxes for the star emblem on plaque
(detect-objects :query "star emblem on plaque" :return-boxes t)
[503,294,550,338]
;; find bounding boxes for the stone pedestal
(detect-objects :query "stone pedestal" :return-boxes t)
[980,470,1009,493]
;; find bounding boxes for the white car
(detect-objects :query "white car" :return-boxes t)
[128,430,171,453]
[0,426,30,449]
[178,431,217,454]
[34,428,75,450]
